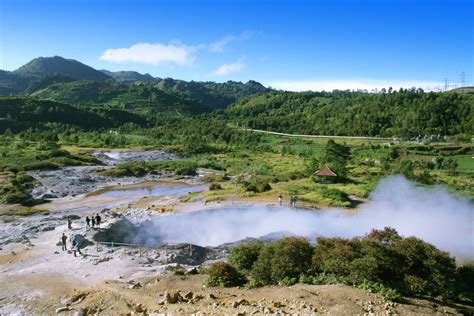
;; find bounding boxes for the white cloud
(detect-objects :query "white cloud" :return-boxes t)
[100,32,255,67]
[207,31,255,53]
[100,42,195,66]
[266,79,451,92]
[208,35,236,53]
[214,60,246,76]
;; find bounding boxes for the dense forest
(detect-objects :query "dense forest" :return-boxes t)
[225,89,474,137]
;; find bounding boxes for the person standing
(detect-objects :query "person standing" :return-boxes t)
[278,194,283,206]
[67,216,72,229]
[72,239,82,257]
[85,216,90,228]
[293,195,298,207]
[96,214,101,228]
[61,233,67,251]
[91,216,96,229]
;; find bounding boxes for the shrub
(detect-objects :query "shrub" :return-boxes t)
[205,262,245,287]
[300,272,342,285]
[229,241,263,274]
[319,187,350,204]
[251,245,275,285]
[243,177,272,193]
[456,262,474,293]
[357,280,401,301]
[172,268,186,275]
[209,183,223,191]
[102,162,149,177]
[23,161,59,170]
[358,239,405,287]
[1,190,31,204]
[279,277,298,286]
[271,237,313,282]
[455,262,474,303]
[175,165,197,176]
[14,173,34,184]
[312,237,362,276]
[394,236,456,296]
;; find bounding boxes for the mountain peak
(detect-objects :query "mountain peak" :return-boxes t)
[13,56,110,82]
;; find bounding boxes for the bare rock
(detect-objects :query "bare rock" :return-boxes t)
[233,299,249,308]
[184,291,194,300]
[129,282,142,289]
[56,306,70,314]
[73,308,86,316]
[135,303,145,312]
[158,290,184,304]
[208,293,217,299]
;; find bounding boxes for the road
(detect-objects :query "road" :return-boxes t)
[241,128,398,141]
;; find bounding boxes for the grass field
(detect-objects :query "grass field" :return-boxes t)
[0,132,472,208]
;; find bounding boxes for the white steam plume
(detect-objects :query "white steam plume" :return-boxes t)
[136,176,473,259]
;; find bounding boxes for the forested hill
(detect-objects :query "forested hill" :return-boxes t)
[0,97,147,132]
[100,70,158,84]
[0,56,269,110]
[225,89,474,137]
[31,79,268,112]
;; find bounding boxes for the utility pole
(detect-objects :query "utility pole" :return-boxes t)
[460,72,466,88]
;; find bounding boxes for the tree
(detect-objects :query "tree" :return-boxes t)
[321,140,351,178]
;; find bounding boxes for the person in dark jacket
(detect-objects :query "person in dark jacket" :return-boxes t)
[96,214,101,228]
[61,233,67,251]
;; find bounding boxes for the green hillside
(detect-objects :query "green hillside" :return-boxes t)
[101,70,158,84]
[0,97,146,132]
[225,89,474,137]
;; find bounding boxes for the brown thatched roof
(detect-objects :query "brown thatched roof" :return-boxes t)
[314,165,338,177]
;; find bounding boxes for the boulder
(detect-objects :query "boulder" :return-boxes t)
[70,234,93,249]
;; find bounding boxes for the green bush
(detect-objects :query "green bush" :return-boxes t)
[102,162,149,177]
[205,262,246,287]
[250,244,275,285]
[243,176,272,193]
[229,241,263,274]
[271,237,313,282]
[23,161,59,170]
[209,183,223,191]
[299,272,341,285]
[175,165,197,176]
[312,237,362,276]
[319,187,351,204]
[1,190,31,204]
[455,262,474,302]
[394,236,456,296]
[357,280,401,301]
[202,227,469,303]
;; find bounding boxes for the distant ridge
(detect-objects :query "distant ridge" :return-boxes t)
[101,70,158,84]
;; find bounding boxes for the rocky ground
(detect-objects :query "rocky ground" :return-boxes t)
[1,208,473,315]
[28,150,177,199]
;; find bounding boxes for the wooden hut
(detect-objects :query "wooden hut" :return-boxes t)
[314,165,338,177]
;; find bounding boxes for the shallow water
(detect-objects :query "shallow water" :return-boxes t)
[96,183,207,198]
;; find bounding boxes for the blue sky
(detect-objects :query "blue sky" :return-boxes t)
[0,0,472,90]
